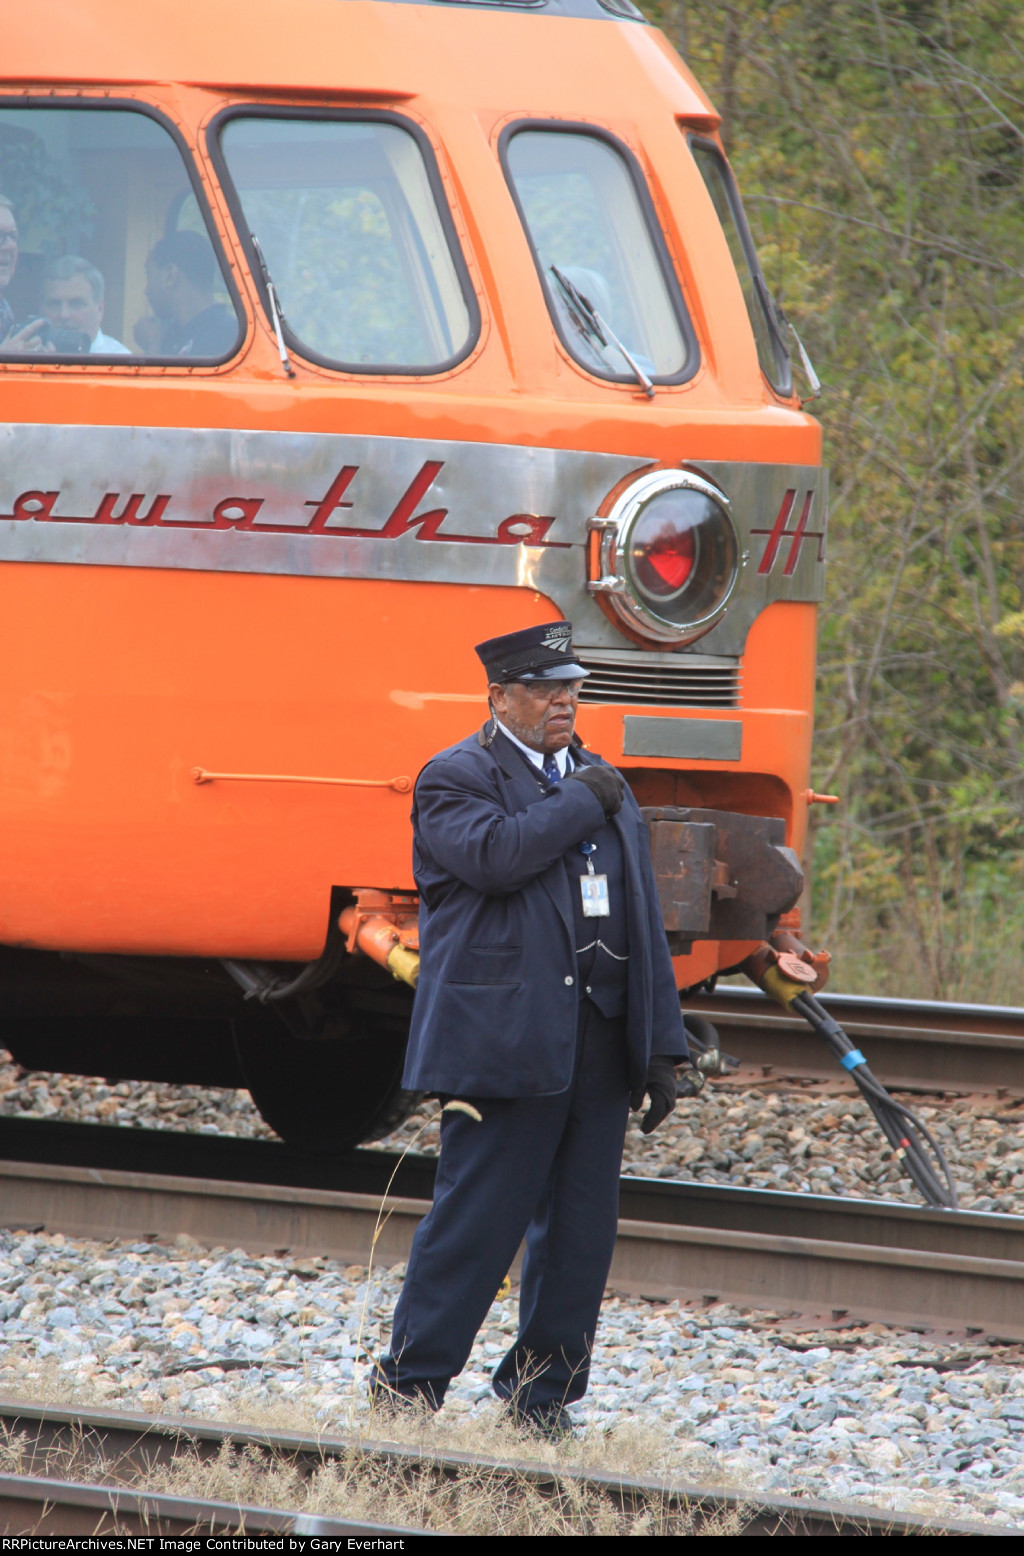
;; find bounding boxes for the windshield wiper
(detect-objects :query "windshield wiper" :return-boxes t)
[251,234,295,379]
[550,265,655,400]
[756,275,820,401]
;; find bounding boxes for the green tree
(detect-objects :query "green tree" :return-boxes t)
[642,0,1024,998]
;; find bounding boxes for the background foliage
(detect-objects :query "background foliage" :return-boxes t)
[641,0,1024,1000]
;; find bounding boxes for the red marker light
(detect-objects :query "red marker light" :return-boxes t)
[629,494,710,607]
[640,525,696,592]
[591,469,739,645]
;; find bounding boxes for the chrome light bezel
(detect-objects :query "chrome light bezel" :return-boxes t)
[589,468,739,644]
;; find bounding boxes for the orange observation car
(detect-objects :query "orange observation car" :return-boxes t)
[0,0,828,1150]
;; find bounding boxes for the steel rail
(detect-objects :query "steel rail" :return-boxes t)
[0,1398,1009,1538]
[0,1470,431,1538]
[681,988,1024,1094]
[1,1113,1021,1263]
[2,1136,1024,1337]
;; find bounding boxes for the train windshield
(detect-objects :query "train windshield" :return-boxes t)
[217,114,474,373]
[0,104,241,363]
[688,138,792,396]
[504,127,693,385]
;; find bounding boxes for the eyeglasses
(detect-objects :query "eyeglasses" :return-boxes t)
[512,678,584,702]
[0,231,19,249]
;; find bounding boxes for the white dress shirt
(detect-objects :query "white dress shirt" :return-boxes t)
[91,330,131,354]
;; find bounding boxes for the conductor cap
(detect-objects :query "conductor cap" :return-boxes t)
[475,621,590,683]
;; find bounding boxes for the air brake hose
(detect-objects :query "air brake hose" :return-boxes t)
[222,935,345,1004]
[790,989,958,1211]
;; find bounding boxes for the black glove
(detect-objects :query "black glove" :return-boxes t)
[567,763,625,819]
[630,1055,677,1135]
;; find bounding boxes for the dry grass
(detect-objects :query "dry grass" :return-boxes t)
[149,1439,746,1537]
[0,1404,747,1537]
[0,1339,996,1534]
[0,1363,998,1535]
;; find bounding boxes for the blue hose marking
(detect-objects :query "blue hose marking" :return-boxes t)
[840,1049,866,1071]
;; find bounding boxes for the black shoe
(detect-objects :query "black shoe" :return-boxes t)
[504,1403,579,1444]
[367,1367,441,1420]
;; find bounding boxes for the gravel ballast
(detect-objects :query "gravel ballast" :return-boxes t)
[1,1055,1023,1527]
[0,1226,1022,1528]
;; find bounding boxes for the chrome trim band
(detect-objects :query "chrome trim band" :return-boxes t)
[0,426,827,658]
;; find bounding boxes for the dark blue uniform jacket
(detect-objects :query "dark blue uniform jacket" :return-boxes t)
[402,727,688,1097]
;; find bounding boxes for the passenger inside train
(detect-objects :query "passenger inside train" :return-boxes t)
[0,103,241,361]
[142,231,237,358]
[40,254,130,354]
[0,195,49,352]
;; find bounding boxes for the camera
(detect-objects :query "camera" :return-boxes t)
[36,320,90,354]
[2,318,91,354]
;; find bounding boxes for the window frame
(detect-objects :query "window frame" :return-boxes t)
[687,134,793,399]
[498,118,699,389]
[208,104,481,378]
[0,93,246,369]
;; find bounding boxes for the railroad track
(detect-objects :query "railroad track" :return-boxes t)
[1,1116,1023,1338]
[0,1473,423,1539]
[681,988,1024,1095]
[0,1397,1007,1537]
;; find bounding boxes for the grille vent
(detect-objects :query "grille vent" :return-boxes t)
[577,655,740,709]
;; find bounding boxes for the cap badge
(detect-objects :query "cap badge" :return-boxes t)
[541,625,571,653]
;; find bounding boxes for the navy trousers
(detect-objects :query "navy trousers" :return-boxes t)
[374,1000,630,1412]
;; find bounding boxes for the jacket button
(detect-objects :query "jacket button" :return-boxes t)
[586,985,592,994]
[564,976,574,986]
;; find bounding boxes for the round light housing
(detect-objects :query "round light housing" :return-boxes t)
[590,469,739,644]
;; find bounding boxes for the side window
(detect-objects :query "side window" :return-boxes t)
[0,104,241,363]
[215,114,476,374]
[688,137,792,396]
[502,126,697,386]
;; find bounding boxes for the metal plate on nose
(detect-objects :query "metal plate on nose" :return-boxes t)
[623,715,742,761]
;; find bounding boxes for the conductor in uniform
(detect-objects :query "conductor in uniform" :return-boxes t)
[371,621,692,1438]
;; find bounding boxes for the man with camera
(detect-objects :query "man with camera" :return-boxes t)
[370,621,695,1440]
[40,256,129,354]
[0,200,126,357]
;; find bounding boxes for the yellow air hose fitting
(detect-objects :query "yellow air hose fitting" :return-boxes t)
[385,943,420,989]
[760,962,813,1010]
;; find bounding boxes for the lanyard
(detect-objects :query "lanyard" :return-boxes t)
[578,840,610,918]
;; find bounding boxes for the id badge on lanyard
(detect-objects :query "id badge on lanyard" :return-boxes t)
[579,841,610,918]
